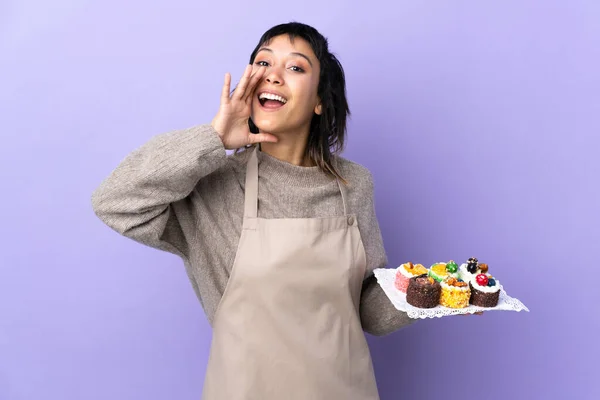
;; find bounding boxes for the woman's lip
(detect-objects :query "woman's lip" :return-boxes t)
[256,97,287,112]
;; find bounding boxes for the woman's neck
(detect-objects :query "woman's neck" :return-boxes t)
[259,130,314,167]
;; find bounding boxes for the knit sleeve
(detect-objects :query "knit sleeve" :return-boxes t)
[91,124,227,259]
[360,277,417,336]
[352,167,418,335]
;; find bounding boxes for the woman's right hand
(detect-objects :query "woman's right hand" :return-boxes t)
[211,65,279,150]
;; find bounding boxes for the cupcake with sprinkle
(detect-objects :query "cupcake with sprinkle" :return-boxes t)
[440,276,471,309]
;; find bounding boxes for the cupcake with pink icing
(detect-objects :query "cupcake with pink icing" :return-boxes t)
[395,262,428,293]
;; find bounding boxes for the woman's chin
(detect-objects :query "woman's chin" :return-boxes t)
[251,118,282,134]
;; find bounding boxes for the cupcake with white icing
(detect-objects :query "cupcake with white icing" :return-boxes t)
[459,257,491,283]
[469,273,502,307]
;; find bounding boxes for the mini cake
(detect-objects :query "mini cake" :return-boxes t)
[395,262,428,293]
[428,260,460,282]
[439,277,471,309]
[406,274,441,309]
[459,257,491,283]
[469,273,501,307]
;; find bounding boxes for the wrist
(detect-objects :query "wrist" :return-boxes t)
[210,120,225,142]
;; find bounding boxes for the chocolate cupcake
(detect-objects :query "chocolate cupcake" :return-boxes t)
[469,274,501,307]
[406,274,441,308]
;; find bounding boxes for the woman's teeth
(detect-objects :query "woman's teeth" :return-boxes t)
[259,93,287,104]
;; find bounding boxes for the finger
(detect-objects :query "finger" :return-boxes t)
[242,66,266,102]
[232,64,253,101]
[241,67,265,102]
[220,72,231,105]
[461,311,483,316]
[247,132,278,145]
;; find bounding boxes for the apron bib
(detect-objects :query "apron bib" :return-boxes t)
[201,148,379,399]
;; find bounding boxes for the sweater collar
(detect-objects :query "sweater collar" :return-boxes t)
[254,147,335,188]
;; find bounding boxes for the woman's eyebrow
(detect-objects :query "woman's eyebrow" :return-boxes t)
[256,47,313,67]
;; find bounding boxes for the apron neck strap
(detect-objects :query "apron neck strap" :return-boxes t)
[243,147,349,218]
[244,147,260,218]
[336,178,349,216]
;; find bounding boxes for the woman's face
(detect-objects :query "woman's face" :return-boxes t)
[250,34,322,135]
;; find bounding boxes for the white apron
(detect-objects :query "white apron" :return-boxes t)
[201,147,379,399]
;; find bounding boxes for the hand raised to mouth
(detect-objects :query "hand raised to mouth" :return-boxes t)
[211,65,279,150]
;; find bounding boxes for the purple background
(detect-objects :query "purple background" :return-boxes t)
[1,1,598,399]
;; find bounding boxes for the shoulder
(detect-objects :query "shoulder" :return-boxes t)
[335,157,375,193]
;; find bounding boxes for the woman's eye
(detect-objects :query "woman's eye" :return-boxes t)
[290,66,304,73]
[256,61,269,67]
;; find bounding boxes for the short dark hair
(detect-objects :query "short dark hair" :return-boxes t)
[248,22,350,182]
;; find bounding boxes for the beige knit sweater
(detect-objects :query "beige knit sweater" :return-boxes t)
[91,124,415,336]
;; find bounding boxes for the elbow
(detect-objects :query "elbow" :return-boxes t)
[90,188,170,249]
[91,187,106,219]
[363,313,419,337]
[90,186,129,235]
[91,186,113,225]
[364,326,391,337]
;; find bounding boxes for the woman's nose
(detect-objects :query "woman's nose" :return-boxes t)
[264,67,283,85]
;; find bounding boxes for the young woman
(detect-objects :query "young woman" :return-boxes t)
[92,22,415,400]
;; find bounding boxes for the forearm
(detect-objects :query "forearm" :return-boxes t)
[91,124,226,243]
[360,274,418,336]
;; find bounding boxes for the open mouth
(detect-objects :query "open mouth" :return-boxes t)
[258,92,288,110]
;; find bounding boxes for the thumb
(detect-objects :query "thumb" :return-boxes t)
[248,132,278,145]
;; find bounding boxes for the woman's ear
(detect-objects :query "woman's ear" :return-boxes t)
[314,100,322,115]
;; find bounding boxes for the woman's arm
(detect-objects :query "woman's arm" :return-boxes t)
[91,124,227,258]
[360,276,417,336]
[351,165,418,335]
